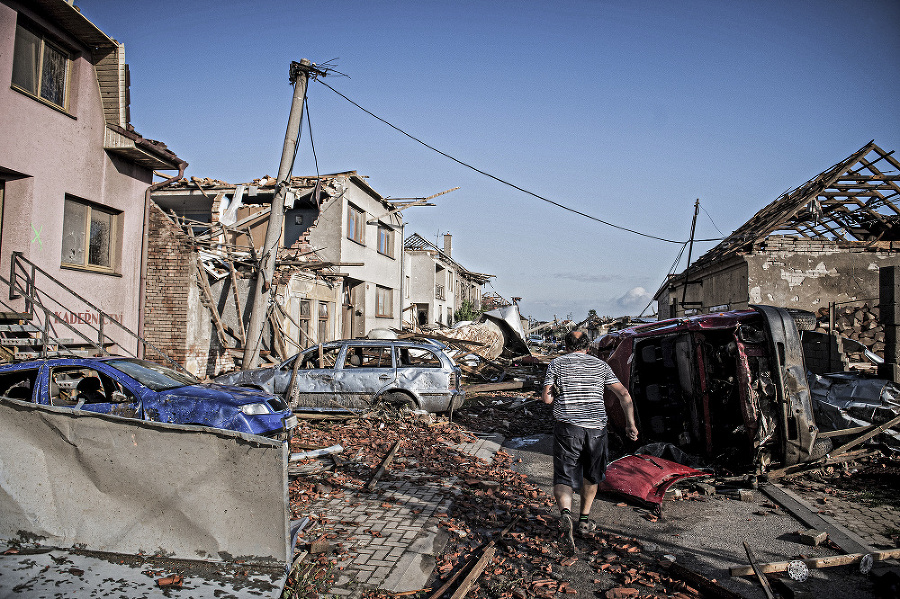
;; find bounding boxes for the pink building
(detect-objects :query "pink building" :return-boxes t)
[0,0,184,352]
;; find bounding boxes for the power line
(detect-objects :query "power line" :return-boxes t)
[317,79,724,245]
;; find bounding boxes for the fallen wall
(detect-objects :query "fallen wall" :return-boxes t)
[0,397,289,566]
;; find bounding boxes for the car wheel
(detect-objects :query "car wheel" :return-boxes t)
[380,392,417,411]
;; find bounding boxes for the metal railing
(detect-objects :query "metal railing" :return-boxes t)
[5,252,185,371]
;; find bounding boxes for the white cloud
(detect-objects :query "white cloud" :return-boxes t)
[615,287,653,315]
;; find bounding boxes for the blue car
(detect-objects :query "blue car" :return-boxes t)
[0,357,297,440]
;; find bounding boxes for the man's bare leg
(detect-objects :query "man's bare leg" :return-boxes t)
[553,484,576,554]
[579,482,598,516]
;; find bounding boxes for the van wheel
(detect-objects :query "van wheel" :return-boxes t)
[809,438,833,461]
[787,309,817,331]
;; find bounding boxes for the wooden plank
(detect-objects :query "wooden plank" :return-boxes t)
[463,381,524,393]
[228,262,246,345]
[430,517,518,599]
[730,548,900,577]
[193,255,230,348]
[743,542,776,599]
[449,546,495,599]
[759,483,870,555]
[365,440,402,491]
[829,413,900,455]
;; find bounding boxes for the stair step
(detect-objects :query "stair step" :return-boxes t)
[13,350,92,359]
[0,312,31,321]
[0,337,75,346]
[0,324,41,333]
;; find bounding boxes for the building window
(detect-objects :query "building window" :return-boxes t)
[376,286,393,318]
[377,225,394,257]
[299,299,312,346]
[12,22,70,110]
[435,284,445,300]
[61,197,119,272]
[347,204,365,244]
[317,302,330,343]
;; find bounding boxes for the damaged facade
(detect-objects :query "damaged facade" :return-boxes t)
[403,232,493,328]
[0,0,184,355]
[148,173,492,377]
[658,141,900,325]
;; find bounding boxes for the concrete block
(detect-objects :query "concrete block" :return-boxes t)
[798,529,827,546]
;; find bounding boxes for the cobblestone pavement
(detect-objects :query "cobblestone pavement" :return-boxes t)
[789,485,900,549]
[301,434,504,597]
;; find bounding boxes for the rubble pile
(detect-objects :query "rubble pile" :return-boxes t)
[814,304,885,359]
[455,391,554,437]
[283,410,720,599]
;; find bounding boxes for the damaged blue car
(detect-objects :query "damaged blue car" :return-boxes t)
[0,357,297,440]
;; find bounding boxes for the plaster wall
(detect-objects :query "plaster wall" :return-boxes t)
[306,177,401,335]
[746,244,900,312]
[0,3,150,343]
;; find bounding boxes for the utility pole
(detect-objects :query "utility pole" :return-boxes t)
[242,59,321,369]
[680,199,700,313]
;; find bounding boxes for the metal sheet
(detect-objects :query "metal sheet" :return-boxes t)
[0,397,290,566]
[599,454,706,507]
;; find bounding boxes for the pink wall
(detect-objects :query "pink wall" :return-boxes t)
[0,3,152,347]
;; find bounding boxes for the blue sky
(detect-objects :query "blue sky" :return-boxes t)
[80,0,900,322]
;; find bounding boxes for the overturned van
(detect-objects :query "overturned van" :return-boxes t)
[593,305,826,471]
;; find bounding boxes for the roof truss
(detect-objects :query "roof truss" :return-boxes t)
[693,141,900,269]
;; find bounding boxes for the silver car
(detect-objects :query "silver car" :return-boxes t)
[216,339,464,413]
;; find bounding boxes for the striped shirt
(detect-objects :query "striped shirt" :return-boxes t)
[544,352,619,429]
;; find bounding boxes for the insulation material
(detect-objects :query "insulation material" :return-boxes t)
[0,397,290,566]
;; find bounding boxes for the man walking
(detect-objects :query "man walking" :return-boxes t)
[542,330,638,554]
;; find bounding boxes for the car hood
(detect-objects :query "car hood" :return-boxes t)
[157,383,275,406]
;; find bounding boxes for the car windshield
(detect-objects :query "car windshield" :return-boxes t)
[106,359,199,391]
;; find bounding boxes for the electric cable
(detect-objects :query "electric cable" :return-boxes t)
[318,79,725,245]
[700,202,725,237]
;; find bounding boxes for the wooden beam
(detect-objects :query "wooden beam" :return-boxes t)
[192,255,230,348]
[730,548,900,577]
[743,542,776,599]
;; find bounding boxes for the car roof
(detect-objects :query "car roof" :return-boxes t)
[304,339,446,350]
[0,356,145,371]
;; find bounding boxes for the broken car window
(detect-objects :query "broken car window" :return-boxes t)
[106,358,198,391]
[299,346,341,369]
[343,346,392,369]
[0,369,39,400]
[397,347,441,368]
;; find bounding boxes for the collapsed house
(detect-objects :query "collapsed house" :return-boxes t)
[657,141,900,341]
[147,174,496,378]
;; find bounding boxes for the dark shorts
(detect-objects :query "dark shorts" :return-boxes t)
[553,421,609,488]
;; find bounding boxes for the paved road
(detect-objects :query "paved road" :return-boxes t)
[503,433,884,599]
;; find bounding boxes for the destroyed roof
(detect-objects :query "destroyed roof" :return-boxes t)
[689,141,900,272]
[404,233,494,284]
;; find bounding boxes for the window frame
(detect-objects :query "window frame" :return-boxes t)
[375,286,393,318]
[60,196,120,274]
[11,20,71,112]
[377,225,394,257]
[347,203,365,245]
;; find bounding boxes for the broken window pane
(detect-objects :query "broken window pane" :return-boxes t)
[89,209,112,267]
[62,197,118,271]
[40,41,67,107]
[61,199,87,266]
[12,23,68,109]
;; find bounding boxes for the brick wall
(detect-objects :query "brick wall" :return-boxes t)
[144,202,192,366]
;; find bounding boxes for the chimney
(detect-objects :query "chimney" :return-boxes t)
[443,233,452,256]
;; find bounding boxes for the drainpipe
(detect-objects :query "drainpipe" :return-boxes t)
[137,160,188,358]
[399,218,405,330]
